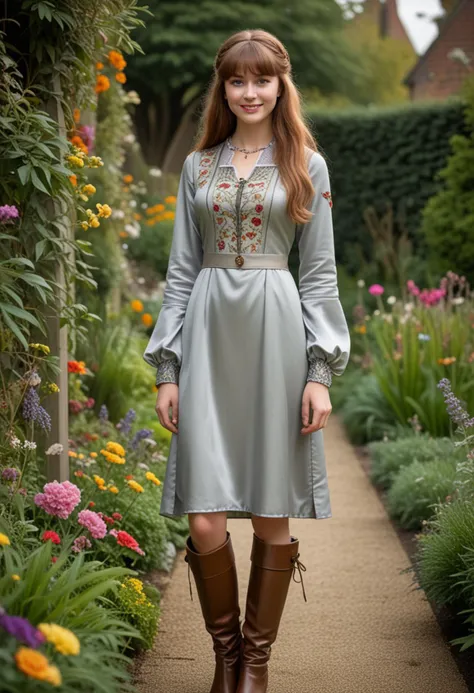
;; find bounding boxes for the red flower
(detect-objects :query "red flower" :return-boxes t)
[42,530,61,545]
[51,556,58,563]
[217,240,225,251]
[219,183,231,189]
[246,231,256,240]
[112,512,122,521]
[125,474,133,481]
[213,204,220,212]
[85,398,95,409]
[251,217,262,227]
[104,516,115,525]
[322,191,333,208]
[255,204,263,213]
[199,169,208,177]
[116,530,139,550]
[88,501,95,508]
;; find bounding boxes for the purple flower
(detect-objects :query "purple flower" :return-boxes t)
[0,205,19,223]
[1,467,19,482]
[99,404,109,422]
[0,613,45,648]
[437,378,474,430]
[34,480,81,519]
[130,428,153,450]
[116,408,136,436]
[22,387,52,432]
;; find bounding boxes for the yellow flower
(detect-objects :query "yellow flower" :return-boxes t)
[38,623,80,656]
[80,221,89,231]
[165,195,177,205]
[162,211,175,220]
[12,574,20,581]
[115,71,127,84]
[82,184,96,196]
[0,533,10,546]
[96,203,112,219]
[14,647,62,686]
[77,454,85,460]
[67,155,84,168]
[126,577,144,593]
[90,452,98,458]
[93,474,105,487]
[438,356,456,365]
[89,215,100,228]
[145,471,161,486]
[106,441,126,457]
[109,486,119,494]
[68,451,78,458]
[88,156,103,168]
[141,313,153,328]
[100,447,125,465]
[29,343,50,355]
[47,382,60,393]
[354,324,367,334]
[130,299,144,313]
[127,479,144,494]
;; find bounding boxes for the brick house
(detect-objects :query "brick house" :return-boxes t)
[403,0,474,101]
[354,0,414,47]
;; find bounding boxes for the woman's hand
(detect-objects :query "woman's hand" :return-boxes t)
[301,381,332,435]
[155,383,179,434]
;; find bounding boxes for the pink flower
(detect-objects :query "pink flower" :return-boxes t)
[72,535,92,553]
[42,530,61,545]
[368,284,384,296]
[407,280,420,297]
[108,529,119,538]
[77,509,107,539]
[34,481,81,519]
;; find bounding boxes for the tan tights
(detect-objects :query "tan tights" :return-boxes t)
[188,511,290,554]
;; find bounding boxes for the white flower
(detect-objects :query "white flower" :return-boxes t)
[382,314,393,323]
[126,90,141,105]
[357,279,365,288]
[125,223,140,239]
[25,370,41,387]
[123,133,136,144]
[143,438,157,447]
[129,200,137,208]
[10,436,21,449]
[387,296,397,305]
[373,309,380,316]
[451,297,464,305]
[137,277,146,285]
[46,443,64,455]
[141,202,148,209]
[149,167,162,178]
[137,462,150,470]
[23,441,37,451]
[404,303,414,312]
[112,209,125,220]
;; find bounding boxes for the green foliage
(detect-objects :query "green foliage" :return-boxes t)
[421,76,474,283]
[108,577,160,650]
[416,499,474,609]
[127,218,174,279]
[296,100,466,275]
[386,458,457,530]
[368,434,460,489]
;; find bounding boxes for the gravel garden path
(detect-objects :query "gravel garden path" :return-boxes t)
[134,414,469,693]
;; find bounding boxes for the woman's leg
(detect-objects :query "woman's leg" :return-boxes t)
[188,511,228,552]
[237,515,303,693]
[185,512,242,693]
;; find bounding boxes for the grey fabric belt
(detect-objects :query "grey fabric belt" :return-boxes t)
[201,252,289,270]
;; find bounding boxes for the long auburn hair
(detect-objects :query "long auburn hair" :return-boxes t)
[194,29,319,224]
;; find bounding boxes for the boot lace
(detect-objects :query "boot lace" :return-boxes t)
[291,553,307,602]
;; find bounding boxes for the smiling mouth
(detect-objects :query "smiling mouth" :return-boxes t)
[240,104,262,112]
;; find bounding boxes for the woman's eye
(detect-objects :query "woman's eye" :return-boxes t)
[231,79,269,86]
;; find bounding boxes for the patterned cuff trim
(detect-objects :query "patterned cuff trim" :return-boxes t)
[156,359,180,386]
[307,358,332,388]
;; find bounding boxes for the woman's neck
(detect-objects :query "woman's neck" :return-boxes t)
[231,120,274,149]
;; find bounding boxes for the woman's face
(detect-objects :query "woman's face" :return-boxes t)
[224,69,280,125]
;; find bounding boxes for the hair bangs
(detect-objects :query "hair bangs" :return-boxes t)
[219,41,280,81]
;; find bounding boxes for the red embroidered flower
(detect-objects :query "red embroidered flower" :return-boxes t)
[246,231,257,240]
[216,217,224,225]
[199,169,208,177]
[219,183,230,189]
[42,530,61,545]
[251,217,262,227]
[213,204,220,212]
[202,157,211,164]
[322,191,333,208]
[255,204,263,213]
[218,240,225,251]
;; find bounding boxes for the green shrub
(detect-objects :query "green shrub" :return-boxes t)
[416,499,474,608]
[386,458,457,530]
[368,434,459,489]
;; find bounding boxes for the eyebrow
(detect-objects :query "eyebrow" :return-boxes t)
[232,73,270,78]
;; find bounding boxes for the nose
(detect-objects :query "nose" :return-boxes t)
[243,83,257,100]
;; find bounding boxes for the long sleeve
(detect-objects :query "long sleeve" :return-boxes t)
[143,151,203,385]
[296,151,351,388]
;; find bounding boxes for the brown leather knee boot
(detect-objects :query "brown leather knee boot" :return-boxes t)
[236,533,307,693]
[185,531,243,693]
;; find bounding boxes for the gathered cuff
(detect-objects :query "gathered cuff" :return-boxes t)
[156,359,180,386]
[307,357,332,388]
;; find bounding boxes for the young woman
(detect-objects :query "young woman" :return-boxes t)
[143,28,351,693]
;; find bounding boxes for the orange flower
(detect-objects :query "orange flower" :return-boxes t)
[130,299,144,313]
[123,174,133,184]
[95,74,110,94]
[73,108,80,123]
[116,72,127,84]
[15,647,62,686]
[438,356,457,365]
[70,135,88,154]
[133,213,142,221]
[119,231,128,238]
[69,174,77,186]
[96,61,104,70]
[67,360,87,374]
[125,474,134,481]
[141,313,153,328]
[108,50,127,71]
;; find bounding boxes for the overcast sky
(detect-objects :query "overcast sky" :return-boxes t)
[397,0,444,54]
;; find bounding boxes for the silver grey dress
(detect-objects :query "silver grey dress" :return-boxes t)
[143,140,351,519]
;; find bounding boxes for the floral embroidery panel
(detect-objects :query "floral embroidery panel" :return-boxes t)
[211,166,275,254]
[322,191,333,208]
